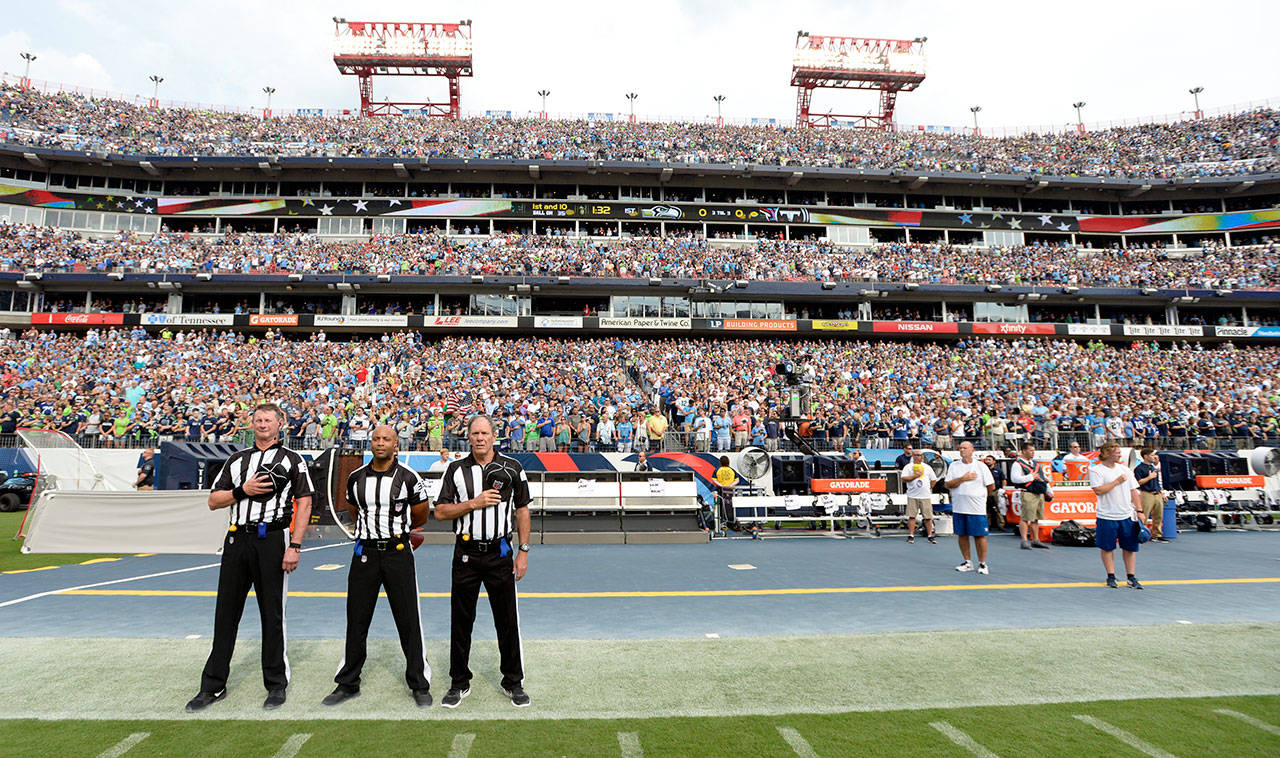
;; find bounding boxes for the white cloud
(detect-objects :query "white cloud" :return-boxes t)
[0,30,114,93]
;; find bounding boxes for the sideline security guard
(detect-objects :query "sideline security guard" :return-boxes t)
[323,424,434,707]
[434,414,533,708]
[185,403,314,712]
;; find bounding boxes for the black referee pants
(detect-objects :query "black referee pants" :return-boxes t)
[200,530,289,693]
[335,544,430,692]
[449,543,523,690]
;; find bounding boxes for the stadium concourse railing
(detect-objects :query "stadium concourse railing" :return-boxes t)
[2,431,1270,457]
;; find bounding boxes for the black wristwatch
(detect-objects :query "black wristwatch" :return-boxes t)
[288,542,302,550]
[518,543,531,553]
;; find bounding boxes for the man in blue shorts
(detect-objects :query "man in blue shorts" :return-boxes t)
[1089,441,1145,589]
[944,441,996,575]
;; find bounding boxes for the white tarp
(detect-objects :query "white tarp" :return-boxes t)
[22,490,228,554]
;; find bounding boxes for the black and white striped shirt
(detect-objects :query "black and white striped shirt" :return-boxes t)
[346,460,429,540]
[434,452,532,540]
[212,442,315,525]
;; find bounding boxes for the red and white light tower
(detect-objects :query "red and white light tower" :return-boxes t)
[791,32,927,129]
[332,18,473,118]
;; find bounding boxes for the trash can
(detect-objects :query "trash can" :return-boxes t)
[1163,499,1178,540]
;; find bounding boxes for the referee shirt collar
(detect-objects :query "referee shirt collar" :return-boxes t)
[460,451,499,468]
[252,441,284,453]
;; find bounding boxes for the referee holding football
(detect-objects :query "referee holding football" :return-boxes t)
[186,403,314,713]
[434,414,533,708]
[323,424,434,707]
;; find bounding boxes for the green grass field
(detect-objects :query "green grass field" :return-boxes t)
[0,510,124,573]
[2,696,1276,757]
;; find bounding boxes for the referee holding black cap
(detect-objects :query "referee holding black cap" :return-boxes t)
[323,424,434,708]
[434,414,533,708]
[186,402,314,713]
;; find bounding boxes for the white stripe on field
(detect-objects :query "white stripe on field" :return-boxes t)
[97,733,149,758]
[449,733,476,758]
[1214,709,1280,737]
[929,721,1000,758]
[0,544,342,609]
[618,731,643,758]
[270,733,312,758]
[777,726,819,758]
[1073,715,1178,758]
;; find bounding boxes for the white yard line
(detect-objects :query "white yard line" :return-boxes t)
[448,733,476,758]
[618,731,643,758]
[97,733,149,758]
[777,726,819,758]
[1073,715,1178,758]
[929,721,1000,758]
[270,733,312,758]
[1213,708,1280,737]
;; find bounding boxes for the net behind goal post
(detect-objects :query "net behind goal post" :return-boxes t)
[14,428,112,540]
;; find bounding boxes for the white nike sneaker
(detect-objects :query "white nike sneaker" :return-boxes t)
[977,563,990,575]
[955,561,974,572]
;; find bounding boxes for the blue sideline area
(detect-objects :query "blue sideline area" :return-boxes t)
[2,530,1278,642]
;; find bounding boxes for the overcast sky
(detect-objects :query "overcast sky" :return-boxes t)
[4,0,1277,132]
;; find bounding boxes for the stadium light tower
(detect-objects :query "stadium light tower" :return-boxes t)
[538,89,550,120]
[625,92,638,123]
[791,31,927,129]
[262,86,276,119]
[969,105,982,136]
[713,94,726,126]
[19,52,36,88]
[149,75,164,108]
[332,18,474,118]
[1189,86,1204,119]
[1072,100,1086,133]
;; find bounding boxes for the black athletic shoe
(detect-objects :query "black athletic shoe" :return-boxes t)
[1106,576,1119,589]
[1031,541,1050,549]
[1155,537,1171,543]
[504,685,531,707]
[1127,576,1145,590]
[184,690,225,713]
[441,687,469,708]
[413,689,433,707]
[263,688,286,710]
[927,535,937,544]
[906,535,915,544]
[321,687,360,706]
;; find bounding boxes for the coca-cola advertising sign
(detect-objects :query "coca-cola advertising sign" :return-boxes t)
[32,313,124,325]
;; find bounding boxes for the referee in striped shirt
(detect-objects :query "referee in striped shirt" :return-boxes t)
[434,414,533,708]
[186,403,314,713]
[323,425,433,708]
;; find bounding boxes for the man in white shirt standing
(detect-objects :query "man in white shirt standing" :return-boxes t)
[901,450,937,544]
[1010,442,1051,550]
[1089,441,1145,589]
[944,441,996,574]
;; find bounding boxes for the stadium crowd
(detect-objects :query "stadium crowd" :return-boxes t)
[3,83,1278,177]
[3,223,1278,289]
[0,329,1276,454]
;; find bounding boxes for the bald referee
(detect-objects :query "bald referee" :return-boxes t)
[186,403,314,712]
[323,425,434,707]
[434,414,533,708]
